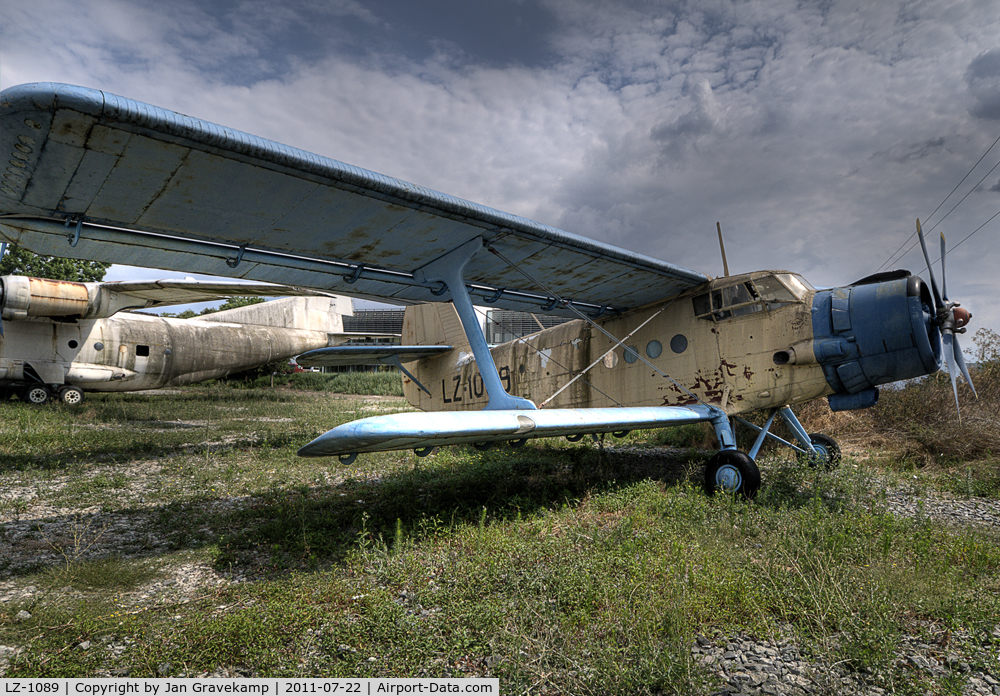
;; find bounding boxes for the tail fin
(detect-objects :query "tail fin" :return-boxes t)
[401,302,472,409]
[402,302,469,348]
[199,296,352,332]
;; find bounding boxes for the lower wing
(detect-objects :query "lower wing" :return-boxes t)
[298,405,719,460]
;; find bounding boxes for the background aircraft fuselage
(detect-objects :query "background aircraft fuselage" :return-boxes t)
[0,296,351,397]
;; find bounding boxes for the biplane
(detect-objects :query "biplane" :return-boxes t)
[0,273,358,404]
[0,83,974,496]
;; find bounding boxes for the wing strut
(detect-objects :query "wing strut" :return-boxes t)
[413,237,536,411]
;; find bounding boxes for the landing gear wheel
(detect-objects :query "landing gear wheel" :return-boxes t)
[704,450,761,499]
[805,433,841,470]
[59,386,85,405]
[20,385,50,405]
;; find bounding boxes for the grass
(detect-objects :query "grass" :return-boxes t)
[222,369,405,396]
[1,381,999,693]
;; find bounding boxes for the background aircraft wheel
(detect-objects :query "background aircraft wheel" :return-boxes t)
[59,385,85,405]
[805,433,841,469]
[704,450,760,499]
[20,385,51,405]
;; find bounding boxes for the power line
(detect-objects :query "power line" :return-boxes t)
[874,133,1000,274]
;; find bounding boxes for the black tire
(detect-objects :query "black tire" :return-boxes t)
[806,433,841,469]
[59,385,85,405]
[20,385,50,405]
[704,450,761,499]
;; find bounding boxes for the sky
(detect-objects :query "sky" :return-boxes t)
[3,0,1000,342]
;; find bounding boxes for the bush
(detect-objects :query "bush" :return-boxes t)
[806,328,1000,466]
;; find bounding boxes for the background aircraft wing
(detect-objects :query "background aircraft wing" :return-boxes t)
[95,279,339,310]
[296,345,453,367]
[0,83,709,318]
[0,275,347,320]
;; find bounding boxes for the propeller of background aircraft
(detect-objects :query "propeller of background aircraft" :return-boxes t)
[916,219,976,412]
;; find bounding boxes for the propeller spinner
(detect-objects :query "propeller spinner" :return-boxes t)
[915,219,977,411]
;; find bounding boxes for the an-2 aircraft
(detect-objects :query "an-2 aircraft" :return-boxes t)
[0,273,357,404]
[0,83,975,496]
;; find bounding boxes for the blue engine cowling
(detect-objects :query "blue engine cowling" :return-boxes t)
[812,274,940,411]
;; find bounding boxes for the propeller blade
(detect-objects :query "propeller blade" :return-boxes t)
[916,219,943,311]
[952,334,978,399]
[941,332,961,414]
[939,232,948,302]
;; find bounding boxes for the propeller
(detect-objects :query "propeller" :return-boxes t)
[915,219,976,413]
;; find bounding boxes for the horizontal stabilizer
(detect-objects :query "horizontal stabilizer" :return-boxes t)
[297,345,452,367]
[298,405,718,458]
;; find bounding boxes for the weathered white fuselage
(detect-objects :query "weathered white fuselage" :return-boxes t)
[0,296,349,392]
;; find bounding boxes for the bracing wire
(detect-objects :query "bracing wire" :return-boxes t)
[874,133,1000,274]
[483,241,709,408]
[471,305,627,407]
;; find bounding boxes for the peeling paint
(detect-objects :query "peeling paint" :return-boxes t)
[538,348,552,369]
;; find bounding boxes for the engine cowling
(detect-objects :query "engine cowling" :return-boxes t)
[811,274,940,411]
[0,276,92,320]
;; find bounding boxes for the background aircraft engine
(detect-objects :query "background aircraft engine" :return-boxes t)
[0,276,91,321]
[810,275,940,411]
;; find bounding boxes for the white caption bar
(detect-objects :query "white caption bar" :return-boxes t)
[0,679,499,695]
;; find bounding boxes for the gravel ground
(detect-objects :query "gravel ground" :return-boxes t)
[2,447,999,691]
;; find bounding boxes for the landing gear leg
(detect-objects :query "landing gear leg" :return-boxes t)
[704,408,760,499]
[733,406,841,468]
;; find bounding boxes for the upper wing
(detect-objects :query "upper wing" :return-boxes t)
[0,83,708,318]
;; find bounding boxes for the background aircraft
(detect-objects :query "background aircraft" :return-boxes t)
[0,83,974,496]
[0,274,359,404]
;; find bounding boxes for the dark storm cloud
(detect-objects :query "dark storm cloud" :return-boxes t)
[3,0,1000,330]
[966,49,1000,120]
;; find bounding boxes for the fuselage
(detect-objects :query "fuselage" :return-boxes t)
[0,312,337,392]
[402,270,940,416]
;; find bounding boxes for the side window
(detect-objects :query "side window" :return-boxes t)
[720,283,759,317]
[693,282,762,320]
[136,345,150,357]
[693,293,712,317]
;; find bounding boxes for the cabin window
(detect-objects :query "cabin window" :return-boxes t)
[68,340,78,349]
[136,345,150,357]
[693,274,806,321]
[693,281,760,320]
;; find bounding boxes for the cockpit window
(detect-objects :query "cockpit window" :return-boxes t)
[774,273,812,298]
[693,274,808,320]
